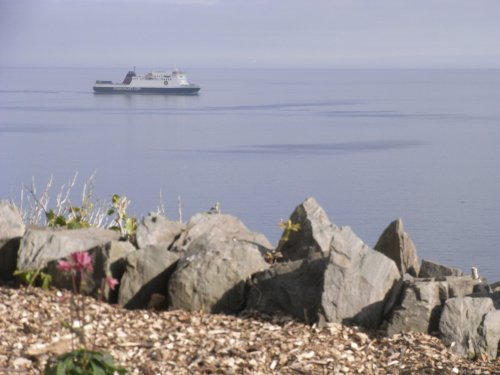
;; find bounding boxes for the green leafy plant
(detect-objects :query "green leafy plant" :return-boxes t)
[278,219,301,245]
[13,268,52,290]
[265,219,302,263]
[46,206,91,229]
[43,251,127,375]
[44,348,127,375]
[107,194,137,240]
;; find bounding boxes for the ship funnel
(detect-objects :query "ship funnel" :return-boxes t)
[122,70,136,85]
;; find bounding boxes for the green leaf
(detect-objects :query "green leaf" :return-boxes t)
[41,273,52,290]
[90,361,106,375]
[106,209,115,216]
[13,269,29,282]
[55,360,67,375]
[14,269,34,285]
[46,210,55,221]
[112,194,120,205]
[124,218,137,236]
[55,216,67,227]
[67,221,82,230]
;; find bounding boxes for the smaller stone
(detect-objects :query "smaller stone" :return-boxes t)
[374,218,420,277]
[118,245,179,309]
[136,213,185,249]
[12,357,31,368]
[419,259,464,278]
[439,296,495,359]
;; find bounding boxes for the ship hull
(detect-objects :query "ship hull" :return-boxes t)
[93,85,200,94]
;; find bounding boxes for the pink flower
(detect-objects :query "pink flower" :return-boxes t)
[57,260,73,273]
[71,251,93,273]
[105,276,119,291]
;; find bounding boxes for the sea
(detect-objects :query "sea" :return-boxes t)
[1,67,499,281]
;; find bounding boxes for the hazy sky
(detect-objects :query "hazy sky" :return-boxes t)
[1,0,500,68]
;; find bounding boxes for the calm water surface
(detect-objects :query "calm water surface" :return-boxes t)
[1,67,499,281]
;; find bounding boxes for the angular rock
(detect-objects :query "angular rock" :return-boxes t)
[136,213,185,249]
[439,296,495,359]
[472,290,500,309]
[93,240,136,301]
[490,281,500,292]
[473,281,493,295]
[386,279,448,336]
[17,227,120,271]
[247,226,400,329]
[169,213,272,255]
[246,258,328,323]
[386,276,481,336]
[118,245,179,309]
[419,259,464,278]
[374,218,419,277]
[0,202,25,280]
[47,240,135,301]
[492,291,500,309]
[168,232,269,314]
[320,227,401,328]
[445,276,479,298]
[279,197,337,261]
[482,310,500,359]
[0,201,25,239]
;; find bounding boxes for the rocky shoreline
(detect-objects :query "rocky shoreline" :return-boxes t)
[0,197,499,373]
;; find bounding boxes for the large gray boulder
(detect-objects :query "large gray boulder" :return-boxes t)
[419,259,464,278]
[170,213,272,254]
[386,276,481,336]
[47,240,135,301]
[374,218,419,277]
[246,258,328,323]
[439,296,495,359]
[0,202,26,280]
[17,227,120,271]
[247,226,400,329]
[168,232,269,314]
[118,245,179,309]
[278,197,337,261]
[320,226,401,328]
[136,213,185,249]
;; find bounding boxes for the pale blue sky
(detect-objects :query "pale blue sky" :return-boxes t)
[1,0,500,68]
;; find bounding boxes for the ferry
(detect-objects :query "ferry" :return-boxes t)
[93,68,200,94]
